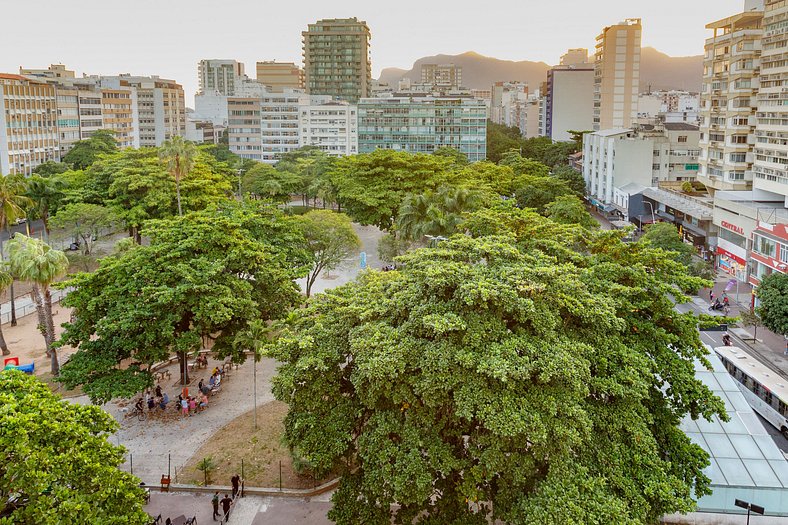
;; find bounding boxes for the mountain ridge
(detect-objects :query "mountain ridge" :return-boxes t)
[378,47,702,92]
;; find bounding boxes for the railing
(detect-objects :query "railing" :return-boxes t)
[0,288,70,325]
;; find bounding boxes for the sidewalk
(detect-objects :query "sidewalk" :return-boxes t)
[701,271,788,375]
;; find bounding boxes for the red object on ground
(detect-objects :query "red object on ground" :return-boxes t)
[4,357,19,367]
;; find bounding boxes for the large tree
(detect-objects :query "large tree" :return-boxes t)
[25,175,66,238]
[0,370,149,524]
[0,269,12,356]
[756,272,788,336]
[270,205,723,525]
[57,203,310,403]
[329,150,453,230]
[545,195,598,229]
[7,235,69,375]
[296,210,361,298]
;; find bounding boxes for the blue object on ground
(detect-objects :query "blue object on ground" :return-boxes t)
[3,362,34,374]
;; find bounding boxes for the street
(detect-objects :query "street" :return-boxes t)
[0,219,45,242]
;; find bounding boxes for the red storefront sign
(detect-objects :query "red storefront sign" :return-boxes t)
[720,220,745,235]
[716,246,746,266]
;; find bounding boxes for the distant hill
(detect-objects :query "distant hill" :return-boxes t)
[378,48,702,93]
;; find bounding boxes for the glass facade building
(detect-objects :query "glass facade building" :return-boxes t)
[357,97,487,162]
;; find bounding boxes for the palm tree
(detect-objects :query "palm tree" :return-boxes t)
[25,175,65,239]
[396,192,433,241]
[159,136,197,216]
[233,320,270,430]
[7,235,69,375]
[0,268,13,355]
[0,173,32,327]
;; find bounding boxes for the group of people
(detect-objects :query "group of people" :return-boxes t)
[709,290,731,314]
[135,385,170,414]
[211,475,243,521]
[177,389,209,417]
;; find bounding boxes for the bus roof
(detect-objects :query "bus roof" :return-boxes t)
[713,346,788,402]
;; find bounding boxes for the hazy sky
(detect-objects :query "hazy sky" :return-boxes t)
[2,0,745,104]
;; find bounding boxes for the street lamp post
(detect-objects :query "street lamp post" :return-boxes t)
[237,168,245,201]
[734,498,765,525]
[643,201,656,227]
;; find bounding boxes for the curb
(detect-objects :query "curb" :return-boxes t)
[148,478,340,499]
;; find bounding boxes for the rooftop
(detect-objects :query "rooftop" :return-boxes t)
[664,122,700,131]
[642,187,714,220]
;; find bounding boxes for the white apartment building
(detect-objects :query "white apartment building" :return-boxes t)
[111,75,185,147]
[698,6,763,194]
[583,124,701,207]
[490,82,528,128]
[593,19,642,131]
[299,102,358,156]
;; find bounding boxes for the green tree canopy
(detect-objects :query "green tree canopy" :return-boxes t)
[514,174,574,214]
[551,165,586,196]
[269,206,722,525]
[640,222,694,267]
[485,121,522,163]
[25,175,66,237]
[396,186,483,241]
[545,195,598,229]
[61,130,118,170]
[295,210,361,297]
[0,370,148,524]
[756,272,788,336]
[329,150,453,230]
[498,151,551,178]
[432,146,470,167]
[242,162,299,203]
[57,202,310,403]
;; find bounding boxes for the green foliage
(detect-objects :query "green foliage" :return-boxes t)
[738,309,763,341]
[329,149,453,230]
[432,146,470,167]
[396,186,483,241]
[62,130,118,170]
[50,203,116,255]
[276,147,338,206]
[756,272,788,336]
[485,121,522,164]
[25,175,66,236]
[269,209,723,524]
[689,261,716,281]
[514,175,573,214]
[551,165,586,196]
[681,181,694,193]
[545,195,598,229]
[486,122,583,167]
[0,173,32,231]
[498,151,550,178]
[377,232,415,264]
[159,136,198,216]
[57,202,310,403]
[32,161,70,177]
[295,210,361,297]
[640,222,694,267]
[0,370,149,524]
[243,163,299,202]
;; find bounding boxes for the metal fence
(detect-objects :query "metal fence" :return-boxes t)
[0,287,69,325]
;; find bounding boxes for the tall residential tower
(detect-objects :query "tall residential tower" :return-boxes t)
[302,18,371,102]
[593,18,642,131]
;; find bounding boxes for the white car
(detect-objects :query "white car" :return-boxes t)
[14,217,26,225]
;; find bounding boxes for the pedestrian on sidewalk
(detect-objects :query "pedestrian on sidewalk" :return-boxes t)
[212,491,220,521]
[784,338,788,356]
[709,290,715,303]
[231,474,240,498]
[220,494,232,521]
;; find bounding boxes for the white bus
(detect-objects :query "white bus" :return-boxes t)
[714,345,788,439]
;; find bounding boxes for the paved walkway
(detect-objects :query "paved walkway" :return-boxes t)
[145,491,333,525]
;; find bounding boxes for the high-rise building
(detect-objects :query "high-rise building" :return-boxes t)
[593,18,642,131]
[545,65,595,141]
[420,64,462,89]
[490,82,528,127]
[198,59,246,96]
[302,18,371,102]
[560,48,589,66]
[698,6,763,194]
[256,61,304,92]
[0,74,59,175]
[357,97,487,162]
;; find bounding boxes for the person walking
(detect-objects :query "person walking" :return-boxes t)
[220,494,233,521]
[709,289,715,303]
[212,491,220,521]
[231,474,241,498]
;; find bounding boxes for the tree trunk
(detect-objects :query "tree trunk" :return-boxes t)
[179,350,190,385]
[0,323,9,356]
[43,208,50,241]
[30,286,53,360]
[9,281,16,327]
[43,286,56,353]
[176,174,183,217]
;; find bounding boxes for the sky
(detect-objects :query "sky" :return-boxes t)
[1,0,746,105]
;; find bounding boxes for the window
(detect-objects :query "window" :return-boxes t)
[678,136,688,143]
[781,243,788,264]
[754,234,777,258]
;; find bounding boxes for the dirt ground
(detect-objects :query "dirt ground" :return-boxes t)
[178,400,331,489]
[1,305,75,381]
